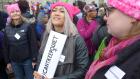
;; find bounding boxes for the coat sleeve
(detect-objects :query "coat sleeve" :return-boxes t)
[54,36,89,79]
[27,24,39,62]
[2,30,10,64]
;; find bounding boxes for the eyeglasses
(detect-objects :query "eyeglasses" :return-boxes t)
[105,7,115,17]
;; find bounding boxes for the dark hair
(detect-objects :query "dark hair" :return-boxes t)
[91,1,97,7]
[76,1,86,12]
[17,0,30,13]
[73,2,76,6]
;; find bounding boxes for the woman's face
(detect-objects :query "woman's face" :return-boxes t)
[51,6,65,27]
[10,10,21,20]
[104,8,133,39]
[87,10,97,18]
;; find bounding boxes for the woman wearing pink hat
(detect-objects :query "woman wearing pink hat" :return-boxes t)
[3,3,38,79]
[85,0,140,79]
[34,1,89,79]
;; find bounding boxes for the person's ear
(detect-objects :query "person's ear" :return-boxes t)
[131,18,137,24]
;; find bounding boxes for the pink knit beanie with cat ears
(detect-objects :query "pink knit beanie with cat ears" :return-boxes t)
[5,3,21,15]
[51,2,80,20]
[108,0,140,20]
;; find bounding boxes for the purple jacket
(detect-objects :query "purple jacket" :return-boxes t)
[77,18,98,55]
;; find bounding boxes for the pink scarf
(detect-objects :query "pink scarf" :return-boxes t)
[85,35,140,79]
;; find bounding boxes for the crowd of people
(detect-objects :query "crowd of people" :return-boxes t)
[0,0,140,79]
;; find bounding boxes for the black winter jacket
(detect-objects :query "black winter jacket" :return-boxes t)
[3,22,38,63]
[92,38,140,79]
[91,26,140,79]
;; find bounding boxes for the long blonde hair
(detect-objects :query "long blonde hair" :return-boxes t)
[46,7,78,36]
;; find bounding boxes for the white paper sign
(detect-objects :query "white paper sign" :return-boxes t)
[105,66,126,79]
[37,30,67,79]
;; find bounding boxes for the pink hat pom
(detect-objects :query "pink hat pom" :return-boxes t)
[108,0,140,20]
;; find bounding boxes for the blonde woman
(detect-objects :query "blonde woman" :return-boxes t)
[34,2,89,79]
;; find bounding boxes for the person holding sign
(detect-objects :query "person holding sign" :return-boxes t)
[34,1,89,79]
[2,3,38,79]
[85,0,140,79]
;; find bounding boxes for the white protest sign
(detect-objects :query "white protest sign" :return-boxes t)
[37,30,67,79]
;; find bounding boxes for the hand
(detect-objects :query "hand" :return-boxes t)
[45,77,49,79]
[33,71,41,79]
[7,63,12,73]
[32,62,36,69]
[33,71,50,79]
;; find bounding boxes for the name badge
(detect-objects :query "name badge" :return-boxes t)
[15,33,20,40]
[59,55,65,63]
[105,66,126,79]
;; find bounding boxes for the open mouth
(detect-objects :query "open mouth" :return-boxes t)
[53,17,61,21]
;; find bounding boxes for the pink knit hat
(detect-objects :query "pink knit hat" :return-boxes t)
[108,0,140,20]
[5,3,21,15]
[51,2,80,20]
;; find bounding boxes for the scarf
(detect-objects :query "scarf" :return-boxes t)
[85,35,140,79]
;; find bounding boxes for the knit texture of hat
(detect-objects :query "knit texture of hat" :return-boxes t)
[108,0,140,20]
[51,2,80,20]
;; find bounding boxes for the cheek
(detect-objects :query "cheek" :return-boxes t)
[50,13,54,17]
[88,13,95,17]
[17,12,21,15]
[61,14,65,20]
[59,14,65,24]
[10,12,21,17]
[107,25,124,38]
[10,13,14,17]
[115,19,131,32]
[61,16,65,23]
[108,20,132,37]
[59,19,65,26]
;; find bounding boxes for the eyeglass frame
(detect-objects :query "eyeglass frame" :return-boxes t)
[104,7,115,17]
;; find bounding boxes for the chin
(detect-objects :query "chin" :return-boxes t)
[53,22,63,26]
